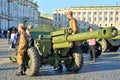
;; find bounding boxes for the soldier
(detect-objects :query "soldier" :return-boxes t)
[66,11,80,46]
[66,11,79,34]
[16,24,29,76]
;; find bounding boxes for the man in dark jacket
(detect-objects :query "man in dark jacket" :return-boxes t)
[26,29,34,47]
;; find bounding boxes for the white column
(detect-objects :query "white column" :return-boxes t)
[102,12,104,22]
[91,12,94,23]
[113,11,116,22]
[86,12,88,22]
[81,12,83,21]
[97,12,99,22]
[108,11,110,22]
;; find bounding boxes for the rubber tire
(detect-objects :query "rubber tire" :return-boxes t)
[95,42,102,58]
[65,47,83,72]
[81,43,89,53]
[25,47,41,76]
[108,43,119,52]
[97,38,107,52]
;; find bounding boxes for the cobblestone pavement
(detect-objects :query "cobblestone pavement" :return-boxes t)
[0,39,120,80]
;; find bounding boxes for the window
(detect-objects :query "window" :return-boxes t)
[99,17,102,21]
[67,25,69,27]
[88,12,91,15]
[100,24,102,26]
[116,17,119,21]
[116,11,119,15]
[73,12,76,15]
[59,24,61,27]
[55,24,56,27]
[99,12,102,15]
[55,18,57,21]
[105,24,107,26]
[94,17,96,21]
[58,18,60,21]
[54,13,57,16]
[104,12,107,15]
[105,17,107,21]
[111,24,113,27]
[83,17,86,21]
[83,12,86,15]
[110,17,113,21]
[78,12,81,15]
[84,24,86,26]
[58,13,60,16]
[89,17,91,21]
[110,12,113,15]
[94,12,97,15]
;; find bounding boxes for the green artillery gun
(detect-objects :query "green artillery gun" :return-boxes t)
[97,30,120,52]
[9,27,117,76]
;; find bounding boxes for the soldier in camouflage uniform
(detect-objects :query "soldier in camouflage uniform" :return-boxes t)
[16,24,29,76]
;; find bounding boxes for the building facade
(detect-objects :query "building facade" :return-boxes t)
[53,6,120,30]
[0,0,39,30]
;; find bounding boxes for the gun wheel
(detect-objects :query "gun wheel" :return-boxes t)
[108,45,119,52]
[97,38,108,52]
[25,47,41,76]
[65,47,83,72]
[95,42,102,58]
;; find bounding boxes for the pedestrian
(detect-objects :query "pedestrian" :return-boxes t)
[26,29,34,47]
[87,27,96,62]
[66,11,80,46]
[16,24,29,76]
[8,30,16,51]
[14,30,20,53]
[7,30,11,44]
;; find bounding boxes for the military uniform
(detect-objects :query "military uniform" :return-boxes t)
[69,17,80,46]
[16,31,28,64]
[69,18,79,34]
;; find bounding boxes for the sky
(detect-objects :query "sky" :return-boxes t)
[37,0,120,14]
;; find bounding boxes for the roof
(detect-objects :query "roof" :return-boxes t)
[39,16,53,21]
[53,5,120,11]
[71,5,120,8]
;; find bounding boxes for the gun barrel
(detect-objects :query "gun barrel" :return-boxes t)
[112,30,120,39]
[52,27,118,44]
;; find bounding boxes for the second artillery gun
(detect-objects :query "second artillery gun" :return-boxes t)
[9,27,118,76]
[97,30,120,52]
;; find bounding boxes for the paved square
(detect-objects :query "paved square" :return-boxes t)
[0,39,120,80]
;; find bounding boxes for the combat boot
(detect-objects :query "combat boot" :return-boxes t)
[16,64,24,76]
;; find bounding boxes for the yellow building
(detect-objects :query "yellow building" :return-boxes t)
[53,6,120,30]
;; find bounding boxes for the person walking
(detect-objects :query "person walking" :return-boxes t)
[16,24,29,76]
[7,30,11,44]
[8,30,16,51]
[88,27,96,62]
